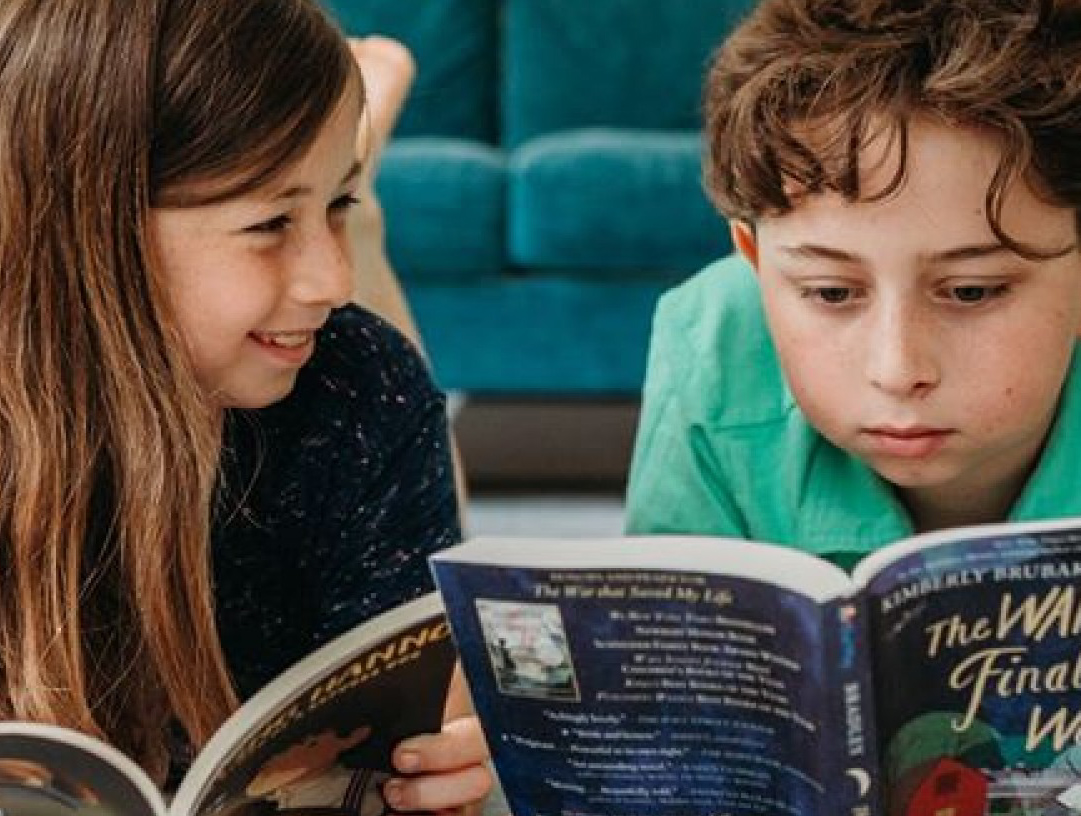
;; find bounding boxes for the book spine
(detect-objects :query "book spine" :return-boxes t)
[821,596,882,816]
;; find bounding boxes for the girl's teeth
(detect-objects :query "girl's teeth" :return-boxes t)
[255,331,309,348]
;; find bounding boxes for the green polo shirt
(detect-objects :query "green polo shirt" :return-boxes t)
[626,254,1081,570]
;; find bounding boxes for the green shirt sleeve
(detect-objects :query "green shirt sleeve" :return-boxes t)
[625,287,749,538]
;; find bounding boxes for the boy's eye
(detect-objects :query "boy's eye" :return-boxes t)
[803,286,857,304]
[245,214,291,234]
[941,283,1011,303]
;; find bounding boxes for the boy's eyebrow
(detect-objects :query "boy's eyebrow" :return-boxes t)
[780,241,1076,264]
[269,160,363,200]
[779,244,865,264]
[926,243,1014,263]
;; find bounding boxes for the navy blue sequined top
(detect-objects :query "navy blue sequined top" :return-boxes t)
[211,305,460,699]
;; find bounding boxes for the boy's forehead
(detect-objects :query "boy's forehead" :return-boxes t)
[763,115,1078,253]
[787,112,993,191]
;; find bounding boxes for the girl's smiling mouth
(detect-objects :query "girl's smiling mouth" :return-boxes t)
[249,330,318,363]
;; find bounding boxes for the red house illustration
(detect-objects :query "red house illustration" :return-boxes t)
[892,757,988,816]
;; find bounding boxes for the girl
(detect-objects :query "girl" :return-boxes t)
[0,0,489,812]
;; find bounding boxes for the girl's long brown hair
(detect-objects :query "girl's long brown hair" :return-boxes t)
[0,0,355,778]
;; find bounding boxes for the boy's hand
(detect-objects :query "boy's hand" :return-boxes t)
[383,716,494,815]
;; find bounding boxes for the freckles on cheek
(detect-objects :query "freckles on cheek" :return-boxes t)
[968,376,1048,438]
[774,347,844,419]
[775,326,848,378]
[977,391,1013,433]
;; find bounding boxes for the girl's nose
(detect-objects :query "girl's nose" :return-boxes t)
[289,227,353,308]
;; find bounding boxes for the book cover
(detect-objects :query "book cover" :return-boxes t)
[432,536,863,816]
[855,523,1081,816]
[0,591,456,816]
[432,519,1081,816]
[0,723,163,816]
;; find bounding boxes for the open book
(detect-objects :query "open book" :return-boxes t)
[0,592,454,816]
[431,518,1081,816]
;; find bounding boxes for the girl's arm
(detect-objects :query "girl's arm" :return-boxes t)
[347,39,489,813]
[346,36,423,348]
[348,35,469,525]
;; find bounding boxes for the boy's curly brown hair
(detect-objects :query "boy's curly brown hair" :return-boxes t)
[705,0,1081,254]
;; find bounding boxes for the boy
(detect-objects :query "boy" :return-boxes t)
[625,0,1081,569]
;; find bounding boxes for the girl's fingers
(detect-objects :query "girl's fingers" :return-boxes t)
[382,763,493,813]
[393,716,489,773]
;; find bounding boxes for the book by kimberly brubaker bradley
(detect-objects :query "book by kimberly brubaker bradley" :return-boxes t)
[431,518,1081,816]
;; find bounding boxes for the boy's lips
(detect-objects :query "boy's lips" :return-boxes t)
[861,426,955,458]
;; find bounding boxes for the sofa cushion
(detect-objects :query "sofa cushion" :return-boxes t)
[410,276,685,393]
[320,0,499,142]
[377,139,506,282]
[502,0,757,148]
[508,129,732,274]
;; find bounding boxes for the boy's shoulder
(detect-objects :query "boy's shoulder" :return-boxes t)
[649,253,793,429]
[659,252,762,322]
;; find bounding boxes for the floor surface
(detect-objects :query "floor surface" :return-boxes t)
[466,492,625,539]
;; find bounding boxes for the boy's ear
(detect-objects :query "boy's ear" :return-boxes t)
[730,221,759,270]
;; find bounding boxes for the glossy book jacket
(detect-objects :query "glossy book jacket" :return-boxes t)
[431,519,1081,816]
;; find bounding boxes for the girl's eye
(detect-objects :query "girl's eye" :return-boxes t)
[245,214,291,234]
[329,193,360,213]
[945,283,1011,303]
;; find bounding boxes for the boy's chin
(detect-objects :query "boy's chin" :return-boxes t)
[866,459,958,492]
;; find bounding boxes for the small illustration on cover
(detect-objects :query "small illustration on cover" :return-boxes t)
[476,599,580,701]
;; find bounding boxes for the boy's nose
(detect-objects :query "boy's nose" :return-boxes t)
[865,305,940,398]
[289,228,354,309]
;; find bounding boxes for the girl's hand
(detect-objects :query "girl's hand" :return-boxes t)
[383,715,493,815]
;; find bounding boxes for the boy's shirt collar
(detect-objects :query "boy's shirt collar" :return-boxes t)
[794,411,914,570]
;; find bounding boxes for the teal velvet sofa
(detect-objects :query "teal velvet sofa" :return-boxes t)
[322,0,753,395]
